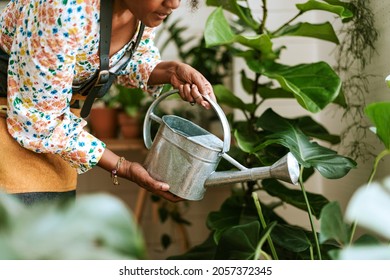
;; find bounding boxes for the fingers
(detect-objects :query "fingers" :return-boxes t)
[127,162,184,203]
[179,83,215,109]
[145,181,184,202]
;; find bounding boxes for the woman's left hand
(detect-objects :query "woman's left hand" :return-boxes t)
[149,61,216,109]
[170,62,216,109]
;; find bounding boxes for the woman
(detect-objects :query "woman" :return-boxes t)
[0,0,215,204]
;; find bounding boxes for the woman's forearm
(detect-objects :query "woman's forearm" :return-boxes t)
[147,61,179,85]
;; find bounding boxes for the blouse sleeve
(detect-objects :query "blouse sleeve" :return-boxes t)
[6,2,105,174]
[116,26,163,97]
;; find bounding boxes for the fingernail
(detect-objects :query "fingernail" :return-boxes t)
[160,183,170,191]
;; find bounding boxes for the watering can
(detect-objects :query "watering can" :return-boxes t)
[143,90,300,201]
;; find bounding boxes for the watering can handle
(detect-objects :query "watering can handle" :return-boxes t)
[143,89,231,153]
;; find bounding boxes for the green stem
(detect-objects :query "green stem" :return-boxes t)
[260,0,268,34]
[272,12,303,35]
[367,149,390,185]
[349,149,390,244]
[252,192,279,260]
[299,168,322,260]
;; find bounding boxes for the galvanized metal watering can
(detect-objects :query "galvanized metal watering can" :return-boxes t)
[143,90,300,200]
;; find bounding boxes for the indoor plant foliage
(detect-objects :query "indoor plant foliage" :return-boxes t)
[168,0,363,260]
[0,193,146,259]
[321,100,390,260]
[114,84,149,139]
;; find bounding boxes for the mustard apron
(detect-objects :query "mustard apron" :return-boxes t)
[0,48,77,204]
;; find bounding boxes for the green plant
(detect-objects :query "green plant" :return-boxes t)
[144,17,235,252]
[113,84,149,117]
[319,100,390,259]
[166,0,374,260]
[0,193,146,259]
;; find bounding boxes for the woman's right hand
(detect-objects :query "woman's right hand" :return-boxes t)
[97,149,183,202]
[121,160,183,202]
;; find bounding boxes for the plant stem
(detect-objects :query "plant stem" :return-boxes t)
[299,168,322,260]
[252,192,279,260]
[272,12,302,35]
[260,0,268,34]
[349,149,390,243]
[367,149,390,185]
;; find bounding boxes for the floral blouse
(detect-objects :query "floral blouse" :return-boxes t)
[0,0,162,173]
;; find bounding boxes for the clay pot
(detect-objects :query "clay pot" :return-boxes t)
[118,112,141,139]
[88,107,118,139]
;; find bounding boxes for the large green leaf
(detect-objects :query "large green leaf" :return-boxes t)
[263,62,341,113]
[206,194,249,243]
[256,109,356,179]
[296,0,354,19]
[262,179,329,219]
[205,7,235,47]
[319,201,350,245]
[215,221,261,260]
[293,116,340,144]
[234,122,264,154]
[206,0,259,30]
[205,7,275,59]
[270,224,311,253]
[364,102,390,149]
[273,22,339,44]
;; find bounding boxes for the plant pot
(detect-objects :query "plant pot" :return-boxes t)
[88,107,118,139]
[118,112,141,139]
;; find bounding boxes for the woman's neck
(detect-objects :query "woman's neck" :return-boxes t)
[110,1,138,56]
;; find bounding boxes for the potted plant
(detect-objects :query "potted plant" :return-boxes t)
[166,0,377,260]
[88,86,120,139]
[114,84,149,139]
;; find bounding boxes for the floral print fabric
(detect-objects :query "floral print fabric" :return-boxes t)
[0,0,162,173]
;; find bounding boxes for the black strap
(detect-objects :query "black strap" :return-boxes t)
[80,0,113,118]
[79,1,146,118]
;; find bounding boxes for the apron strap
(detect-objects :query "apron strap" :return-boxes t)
[80,0,114,118]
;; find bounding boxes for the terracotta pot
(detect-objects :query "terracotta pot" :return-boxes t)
[118,112,141,139]
[88,107,118,139]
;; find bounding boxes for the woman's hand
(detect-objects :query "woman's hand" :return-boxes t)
[149,61,216,109]
[122,160,183,202]
[97,149,183,202]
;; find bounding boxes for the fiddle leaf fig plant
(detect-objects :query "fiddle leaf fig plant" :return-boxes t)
[167,0,376,260]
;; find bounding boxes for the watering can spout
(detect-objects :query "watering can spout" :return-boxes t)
[204,152,300,187]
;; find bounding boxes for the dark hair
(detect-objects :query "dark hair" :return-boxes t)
[189,0,199,10]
